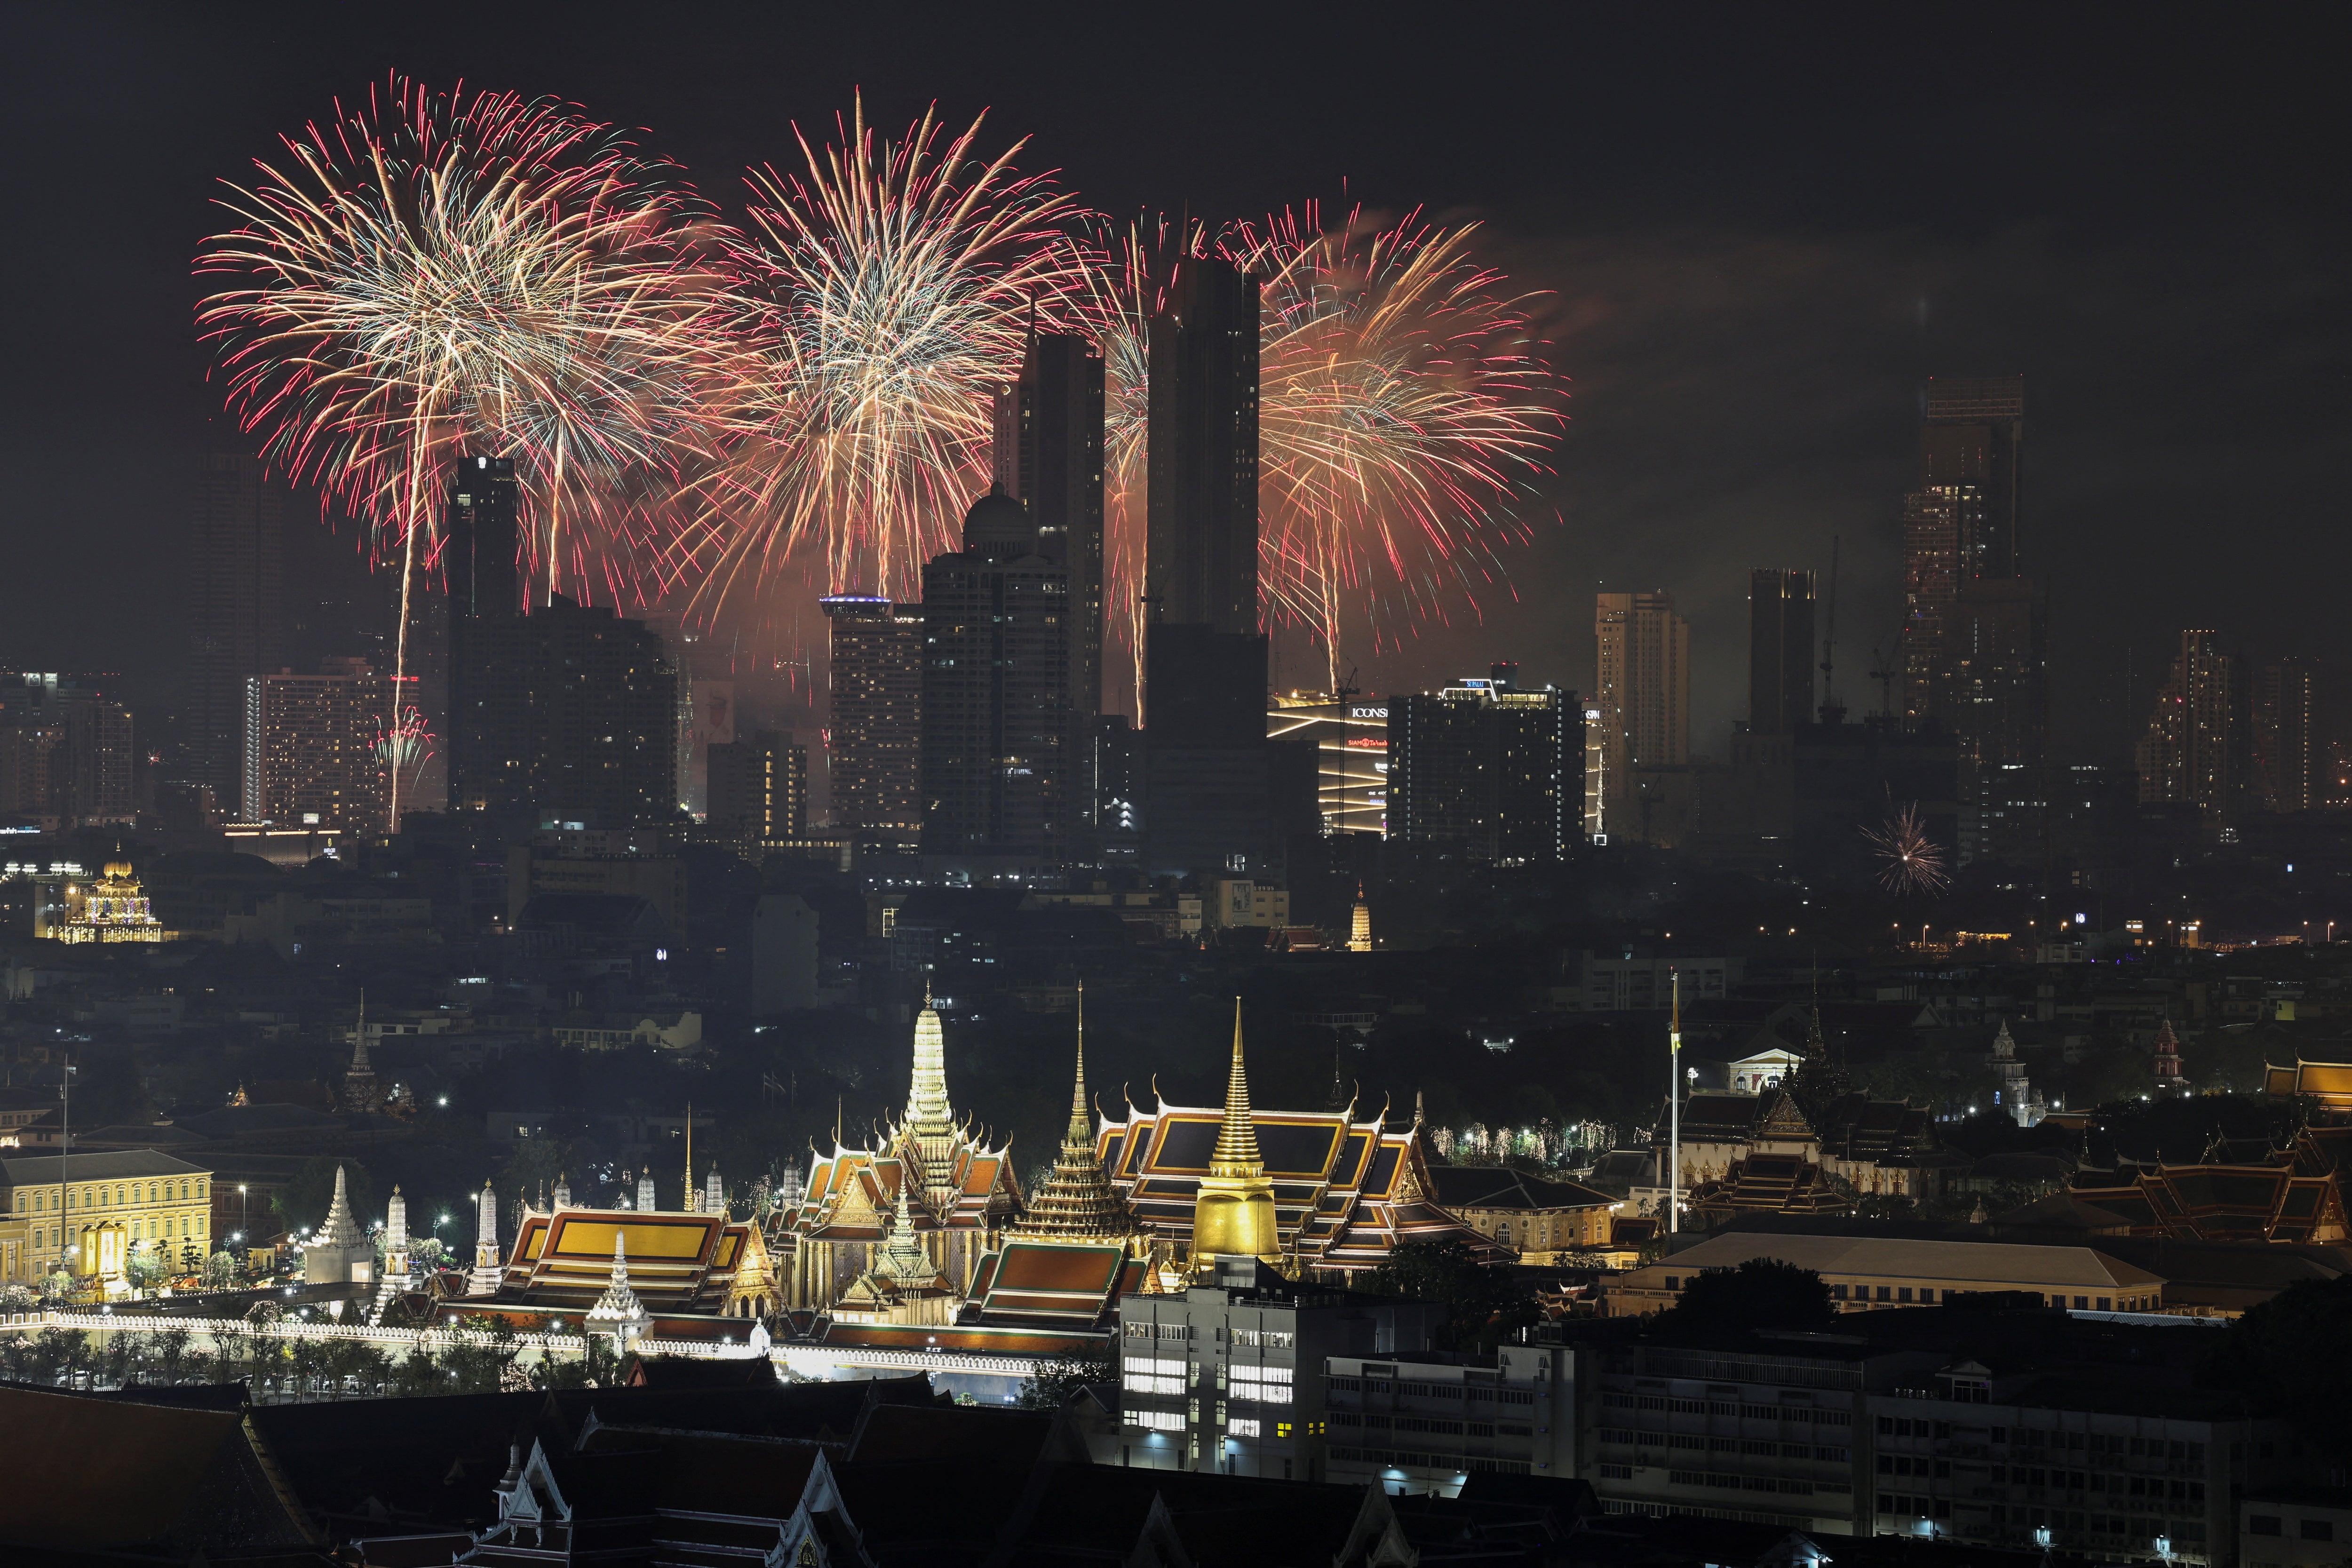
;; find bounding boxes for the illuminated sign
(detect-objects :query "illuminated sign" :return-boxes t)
[1349,706,1387,719]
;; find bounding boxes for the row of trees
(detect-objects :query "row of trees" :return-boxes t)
[0,1318,626,1399]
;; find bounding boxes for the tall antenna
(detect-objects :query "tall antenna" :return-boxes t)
[1818,534,1843,722]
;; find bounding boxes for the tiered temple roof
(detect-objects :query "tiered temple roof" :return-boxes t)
[1010,984,1140,1246]
[1095,1091,1500,1274]
[502,1208,770,1315]
[2068,1129,2348,1244]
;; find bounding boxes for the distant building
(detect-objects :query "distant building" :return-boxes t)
[1387,669,1581,863]
[1144,256,1260,638]
[451,593,678,829]
[751,893,818,1014]
[2137,630,2239,820]
[1748,567,1816,735]
[2252,656,2321,813]
[1266,692,1390,837]
[1591,593,1688,840]
[920,489,1073,857]
[994,332,1106,722]
[0,673,135,827]
[707,729,806,854]
[241,660,388,830]
[186,453,285,807]
[0,1150,213,1289]
[822,597,925,837]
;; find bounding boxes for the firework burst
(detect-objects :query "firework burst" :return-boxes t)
[1863,802,1950,895]
[198,76,725,820]
[1233,205,1563,684]
[1079,206,1563,705]
[687,98,1088,612]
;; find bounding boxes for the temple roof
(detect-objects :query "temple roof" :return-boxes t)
[503,1207,763,1313]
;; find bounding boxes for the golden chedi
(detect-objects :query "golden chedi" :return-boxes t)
[1192,999,1281,1265]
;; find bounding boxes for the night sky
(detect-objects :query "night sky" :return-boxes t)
[3,5,2343,760]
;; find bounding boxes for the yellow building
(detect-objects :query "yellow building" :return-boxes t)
[49,861,171,943]
[0,1152,213,1288]
[1423,1166,1619,1262]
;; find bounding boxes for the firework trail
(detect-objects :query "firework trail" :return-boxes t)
[1863,802,1950,895]
[1080,206,1563,705]
[374,703,437,803]
[197,75,725,824]
[686,98,1088,613]
[1233,205,1563,688]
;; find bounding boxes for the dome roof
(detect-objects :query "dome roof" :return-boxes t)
[961,485,1034,554]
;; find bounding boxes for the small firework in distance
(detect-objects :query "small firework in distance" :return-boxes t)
[1864,803,1950,895]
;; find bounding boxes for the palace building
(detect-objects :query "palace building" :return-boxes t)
[1095,1009,1498,1279]
[781,995,1023,1313]
[50,860,170,943]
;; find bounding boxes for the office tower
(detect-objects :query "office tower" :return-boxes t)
[823,596,925,836]
[1899,377,2044,866]
[241,660,389,829]
[995,334,1107,718]
[2253,658,2320,814]
[1748,568,1816,736]
[1386,668,1581,863]
[2136,630,2238,820]
[187,453,285,805]
[444,455,520,817]
[448,594,677,828]
[1589,592,1689,839]
[1266,692,1391,836]
[919,490,1072,856]
[1921,375,2025,579]
[707,729,807,853]
[1144,256,1260,637]
[0,673,135,825]
[1091,714,1142,847]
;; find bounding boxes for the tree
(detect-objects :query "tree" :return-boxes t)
[1362,1241,1540,1353]
[1657,1258,1836,1338]
[2201,1274,2352,1457]
[203,1250,241,1290]
[1018,1347,1112,1409]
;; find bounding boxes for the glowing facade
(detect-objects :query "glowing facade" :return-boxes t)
[53,861,168,944]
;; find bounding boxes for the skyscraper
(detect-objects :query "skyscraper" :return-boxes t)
[2137,629,2237,820]
[707,729,808,853]
[242,660,389,829]
[995,333,1106,717]
[0,673,135,826]
[1748,568,1815,735]
[2253,657,2321,814]
[187,453,285,806]
[1144,257,1260,638]
[1899,376,2044,865]
[444,455,520,818]
[1920,375,2025,580]
[1590,592,1689,839]
[919,490,1072,857]
[823,596,925,836]
[1387,668,1581,863]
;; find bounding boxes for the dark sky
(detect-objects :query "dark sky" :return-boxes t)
[3,4,2344,758]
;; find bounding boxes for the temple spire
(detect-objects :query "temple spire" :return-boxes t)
[1192,997,1280,1265]
[1212,997,1265,1172]
[1013,981,1139,1244]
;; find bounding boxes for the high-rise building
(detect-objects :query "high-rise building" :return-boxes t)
[2137,630,2239,820]
[2252,657,2321,814]
[1921,375,2025,580]
[707,729,807,852]
[1266,692,1390,836]
[919,490,1072,857]
[445,455,520,819]
[1589,592,1689,839]
[995,333,1106,718]
[1899,377,2045,866]
[1144,257,1260,638]
[822,597,924,836]
[1748,568,1816,736]
[187,454,285,805]
[447,579,677,829]
[0,674,135,826]
[242,660,389,829]
[1387,668,1581,863]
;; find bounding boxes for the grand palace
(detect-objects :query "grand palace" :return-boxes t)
[362,991,1497,1369]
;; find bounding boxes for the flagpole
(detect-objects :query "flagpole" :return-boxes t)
[1669,968,1680,1234]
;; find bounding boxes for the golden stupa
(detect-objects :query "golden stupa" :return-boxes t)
[1190,998,1281,1265]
